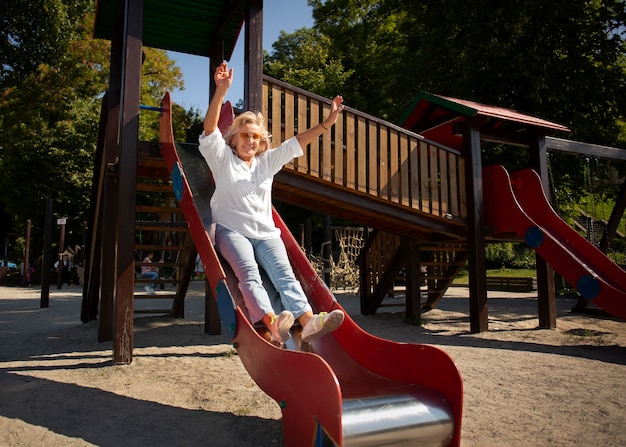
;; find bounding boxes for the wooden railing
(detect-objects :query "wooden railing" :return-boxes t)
[262,75,468,220]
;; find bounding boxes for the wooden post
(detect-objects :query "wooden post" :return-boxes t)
[40,198,53,308]
[98,7,125,343]
[463,119,489,332]
[82,94,109,324]
[112,0,143,365]
[530,133,556,328]
[205,280,222,335]
[22,220,31,286]
[244,0,263,112]
[56,219,66,289]
[405,239,421,321]
[323,215,332,287]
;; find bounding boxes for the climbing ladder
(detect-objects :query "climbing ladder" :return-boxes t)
[359,230,468,317]
[133,141,196,315]
[421,244,468,311]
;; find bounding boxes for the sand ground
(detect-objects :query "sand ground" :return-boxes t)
[1,282,625,446]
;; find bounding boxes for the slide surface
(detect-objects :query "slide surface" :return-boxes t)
[159,93,463,446]
[483,164,626,320]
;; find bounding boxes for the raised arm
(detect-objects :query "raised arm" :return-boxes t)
[203,62,234,135]
[295,95,344,148]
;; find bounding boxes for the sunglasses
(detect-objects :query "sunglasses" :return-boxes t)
[239,132,262,141]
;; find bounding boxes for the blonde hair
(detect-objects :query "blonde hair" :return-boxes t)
[222,111,272,156]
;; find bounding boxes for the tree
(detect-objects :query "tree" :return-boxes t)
[0,4,185,260]
[403,0,626,147]
[264,28,352,98]
[309,0,416,120]
[275,0,626,213]
[0,0,89,88]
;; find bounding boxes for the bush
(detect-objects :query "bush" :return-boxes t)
[485,242,536,269]
[485,243,515,269]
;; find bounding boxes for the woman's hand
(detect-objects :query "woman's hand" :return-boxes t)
[204,63,233,134]
[295,95,345,148]
[324,95,345,128]
[214,62,233,92]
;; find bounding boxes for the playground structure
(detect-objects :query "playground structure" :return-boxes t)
[81,0,625,445]
[159,94,462,446]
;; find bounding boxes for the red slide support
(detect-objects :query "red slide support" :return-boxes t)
[159,92,463,446]
[483,164,626,320]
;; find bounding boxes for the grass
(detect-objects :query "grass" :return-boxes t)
[452,268,536,285]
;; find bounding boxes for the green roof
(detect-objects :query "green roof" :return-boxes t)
[93,0,247,58]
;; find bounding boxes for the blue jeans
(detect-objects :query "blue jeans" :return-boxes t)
[215,224,312,324]
[142,271,159,289]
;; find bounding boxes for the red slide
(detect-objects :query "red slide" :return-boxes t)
[159,93,462,446]
[483,164,626,320]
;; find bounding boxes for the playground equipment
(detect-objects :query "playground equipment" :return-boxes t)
[483,165,626,320]
[159,92,463,446]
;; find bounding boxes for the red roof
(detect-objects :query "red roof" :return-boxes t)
[400,92,571,151]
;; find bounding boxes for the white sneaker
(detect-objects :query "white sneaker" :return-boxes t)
[144,285,152,294]
[301,310,345,343]
[269,311,294,344]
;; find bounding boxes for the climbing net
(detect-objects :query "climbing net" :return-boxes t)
[309,227,365,292]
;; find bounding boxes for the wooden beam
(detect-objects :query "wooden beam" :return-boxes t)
[244,0,263,112]
[81,94,108,323]
[463,119,489,333]
[547,136,626,161]
[273,171,466,241]
[405,240,421,321]
[113,0,143,364]
[480,127,532,148]
[98,4,125,343]
[530,134,556,329]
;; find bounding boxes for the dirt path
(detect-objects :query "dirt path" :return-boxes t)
[1,283,625,446]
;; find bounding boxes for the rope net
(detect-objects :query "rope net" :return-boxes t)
[309,227,365,292]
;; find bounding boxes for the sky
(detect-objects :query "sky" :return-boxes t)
[167,0,314,114]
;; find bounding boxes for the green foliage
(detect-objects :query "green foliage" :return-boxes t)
[138,48,185,141]
[402,0,626,147]
[171,103,204,144]
[0,0,91,87]
[264,28,352,98]
[270,0,626,240]
[485,243,515,269]
[310,0,418,119]
[0,5,189,253]
[484,243,537,269]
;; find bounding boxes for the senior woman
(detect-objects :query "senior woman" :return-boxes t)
[199,62,345,346]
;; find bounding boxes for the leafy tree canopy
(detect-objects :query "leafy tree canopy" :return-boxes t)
[0,1,187,258]
[1,0,88,88]
[270,0,626,219]
[264,27,352,99]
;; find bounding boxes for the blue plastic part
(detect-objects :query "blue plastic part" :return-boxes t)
[315,422,324,447]
[171,162,184,202]
[139,104,164,112]
[524,226,544,248]
[577,275,601,299]
[216,279,237,338]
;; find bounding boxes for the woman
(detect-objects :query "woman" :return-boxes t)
[199,62,345,346]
